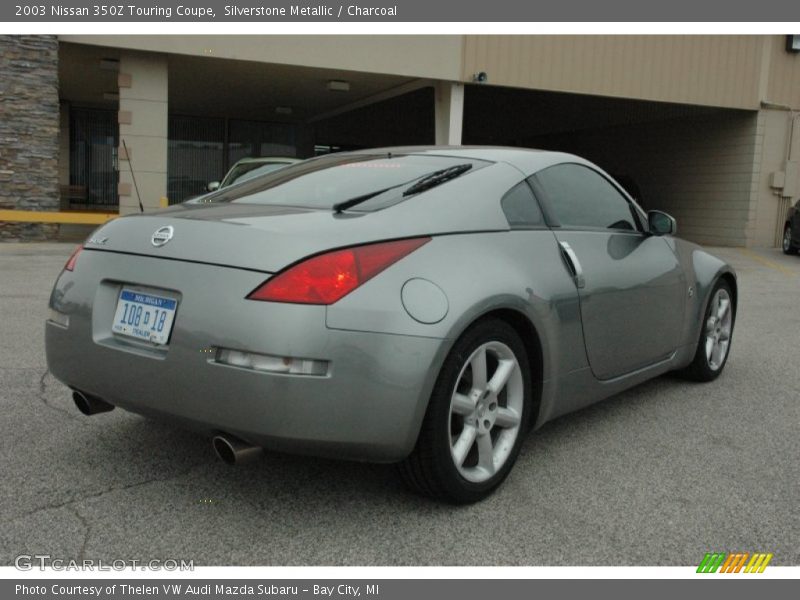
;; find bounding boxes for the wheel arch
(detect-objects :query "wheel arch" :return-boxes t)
[398,305,547,502]
[445,306,545,430]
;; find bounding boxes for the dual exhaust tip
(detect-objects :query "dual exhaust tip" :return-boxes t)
[72,390,262,466]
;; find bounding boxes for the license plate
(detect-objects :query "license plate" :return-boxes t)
[111,288,178,345]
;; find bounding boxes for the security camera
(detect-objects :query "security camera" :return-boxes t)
[472,72,488,83]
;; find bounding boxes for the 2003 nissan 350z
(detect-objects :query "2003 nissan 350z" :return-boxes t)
[46,147,737,503]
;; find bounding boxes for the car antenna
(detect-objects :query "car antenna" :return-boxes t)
[122,138,144,213]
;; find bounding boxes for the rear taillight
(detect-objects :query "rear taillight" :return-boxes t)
[64,245,83,272]
[247,237,431,305]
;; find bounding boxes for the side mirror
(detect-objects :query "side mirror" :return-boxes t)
[648,210,677,236]
[207,181,220,192]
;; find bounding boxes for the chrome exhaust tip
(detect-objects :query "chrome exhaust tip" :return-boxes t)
[72,390,114,416]
[212,434,263,465]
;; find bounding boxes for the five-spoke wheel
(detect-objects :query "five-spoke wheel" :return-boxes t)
[449,341,523,483]
[399,319,532,503]
[683,279,735,381]
[704,288,733,372]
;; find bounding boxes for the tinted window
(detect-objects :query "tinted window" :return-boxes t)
[501,182,544,228]
[202,154,490,211]
[535,164,638,231]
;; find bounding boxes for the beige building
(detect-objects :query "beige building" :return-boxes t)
[42,36,800,245]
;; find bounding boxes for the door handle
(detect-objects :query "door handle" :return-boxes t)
[558,241,585,289]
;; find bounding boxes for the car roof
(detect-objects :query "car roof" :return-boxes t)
[348,145,592,177]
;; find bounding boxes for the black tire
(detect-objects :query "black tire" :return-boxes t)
[783,224,798,255]
[680,279,735,382]
[398,318,532,504]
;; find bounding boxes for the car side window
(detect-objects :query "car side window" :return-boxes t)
[501,181,544,228]
[534,164,639,231]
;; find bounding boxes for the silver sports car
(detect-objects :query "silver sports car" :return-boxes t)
[46,147,737,503]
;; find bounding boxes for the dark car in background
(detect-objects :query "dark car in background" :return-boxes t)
[783,199,800,255]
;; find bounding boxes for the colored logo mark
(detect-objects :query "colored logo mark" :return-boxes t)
[697,552,773,573]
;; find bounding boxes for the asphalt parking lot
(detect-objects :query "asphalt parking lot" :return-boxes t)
[0,242,798,566]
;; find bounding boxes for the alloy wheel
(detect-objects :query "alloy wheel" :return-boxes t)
[448,341,523,483]
[704,288,733,371]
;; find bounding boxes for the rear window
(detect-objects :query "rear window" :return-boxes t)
[200,153,491,211]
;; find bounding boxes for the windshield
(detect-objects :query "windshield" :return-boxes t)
[222,160,296,187]
[203,154,491,211]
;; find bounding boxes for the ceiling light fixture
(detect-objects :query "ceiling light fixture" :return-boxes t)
[327,80,350,92]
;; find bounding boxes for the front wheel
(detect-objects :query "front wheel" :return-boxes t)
[783,224,798,255]
[399,319,532,504]
[681,280,735,382]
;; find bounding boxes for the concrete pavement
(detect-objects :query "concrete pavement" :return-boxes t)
[0,243,797,566]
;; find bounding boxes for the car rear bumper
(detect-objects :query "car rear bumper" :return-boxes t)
[45,249,447,462]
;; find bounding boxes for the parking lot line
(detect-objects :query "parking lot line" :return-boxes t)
[737,248,796,277]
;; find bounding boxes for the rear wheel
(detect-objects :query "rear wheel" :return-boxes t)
[399,319,532,504]
[681,280,735,382]
[783,224,798,255]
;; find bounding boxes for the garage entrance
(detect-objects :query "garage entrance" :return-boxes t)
[463,85,758,246]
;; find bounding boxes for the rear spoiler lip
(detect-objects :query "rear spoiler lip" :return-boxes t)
[80,247,275,275]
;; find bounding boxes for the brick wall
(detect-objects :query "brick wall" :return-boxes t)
[0,35,60,241]
[622,112,759,247]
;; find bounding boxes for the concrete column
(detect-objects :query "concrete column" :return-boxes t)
[58,102,70,210]
[117,52,168,215]
[434,82,464,146]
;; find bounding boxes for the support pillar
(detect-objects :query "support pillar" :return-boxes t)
[117,52,168,215]
[434,82,464,146]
